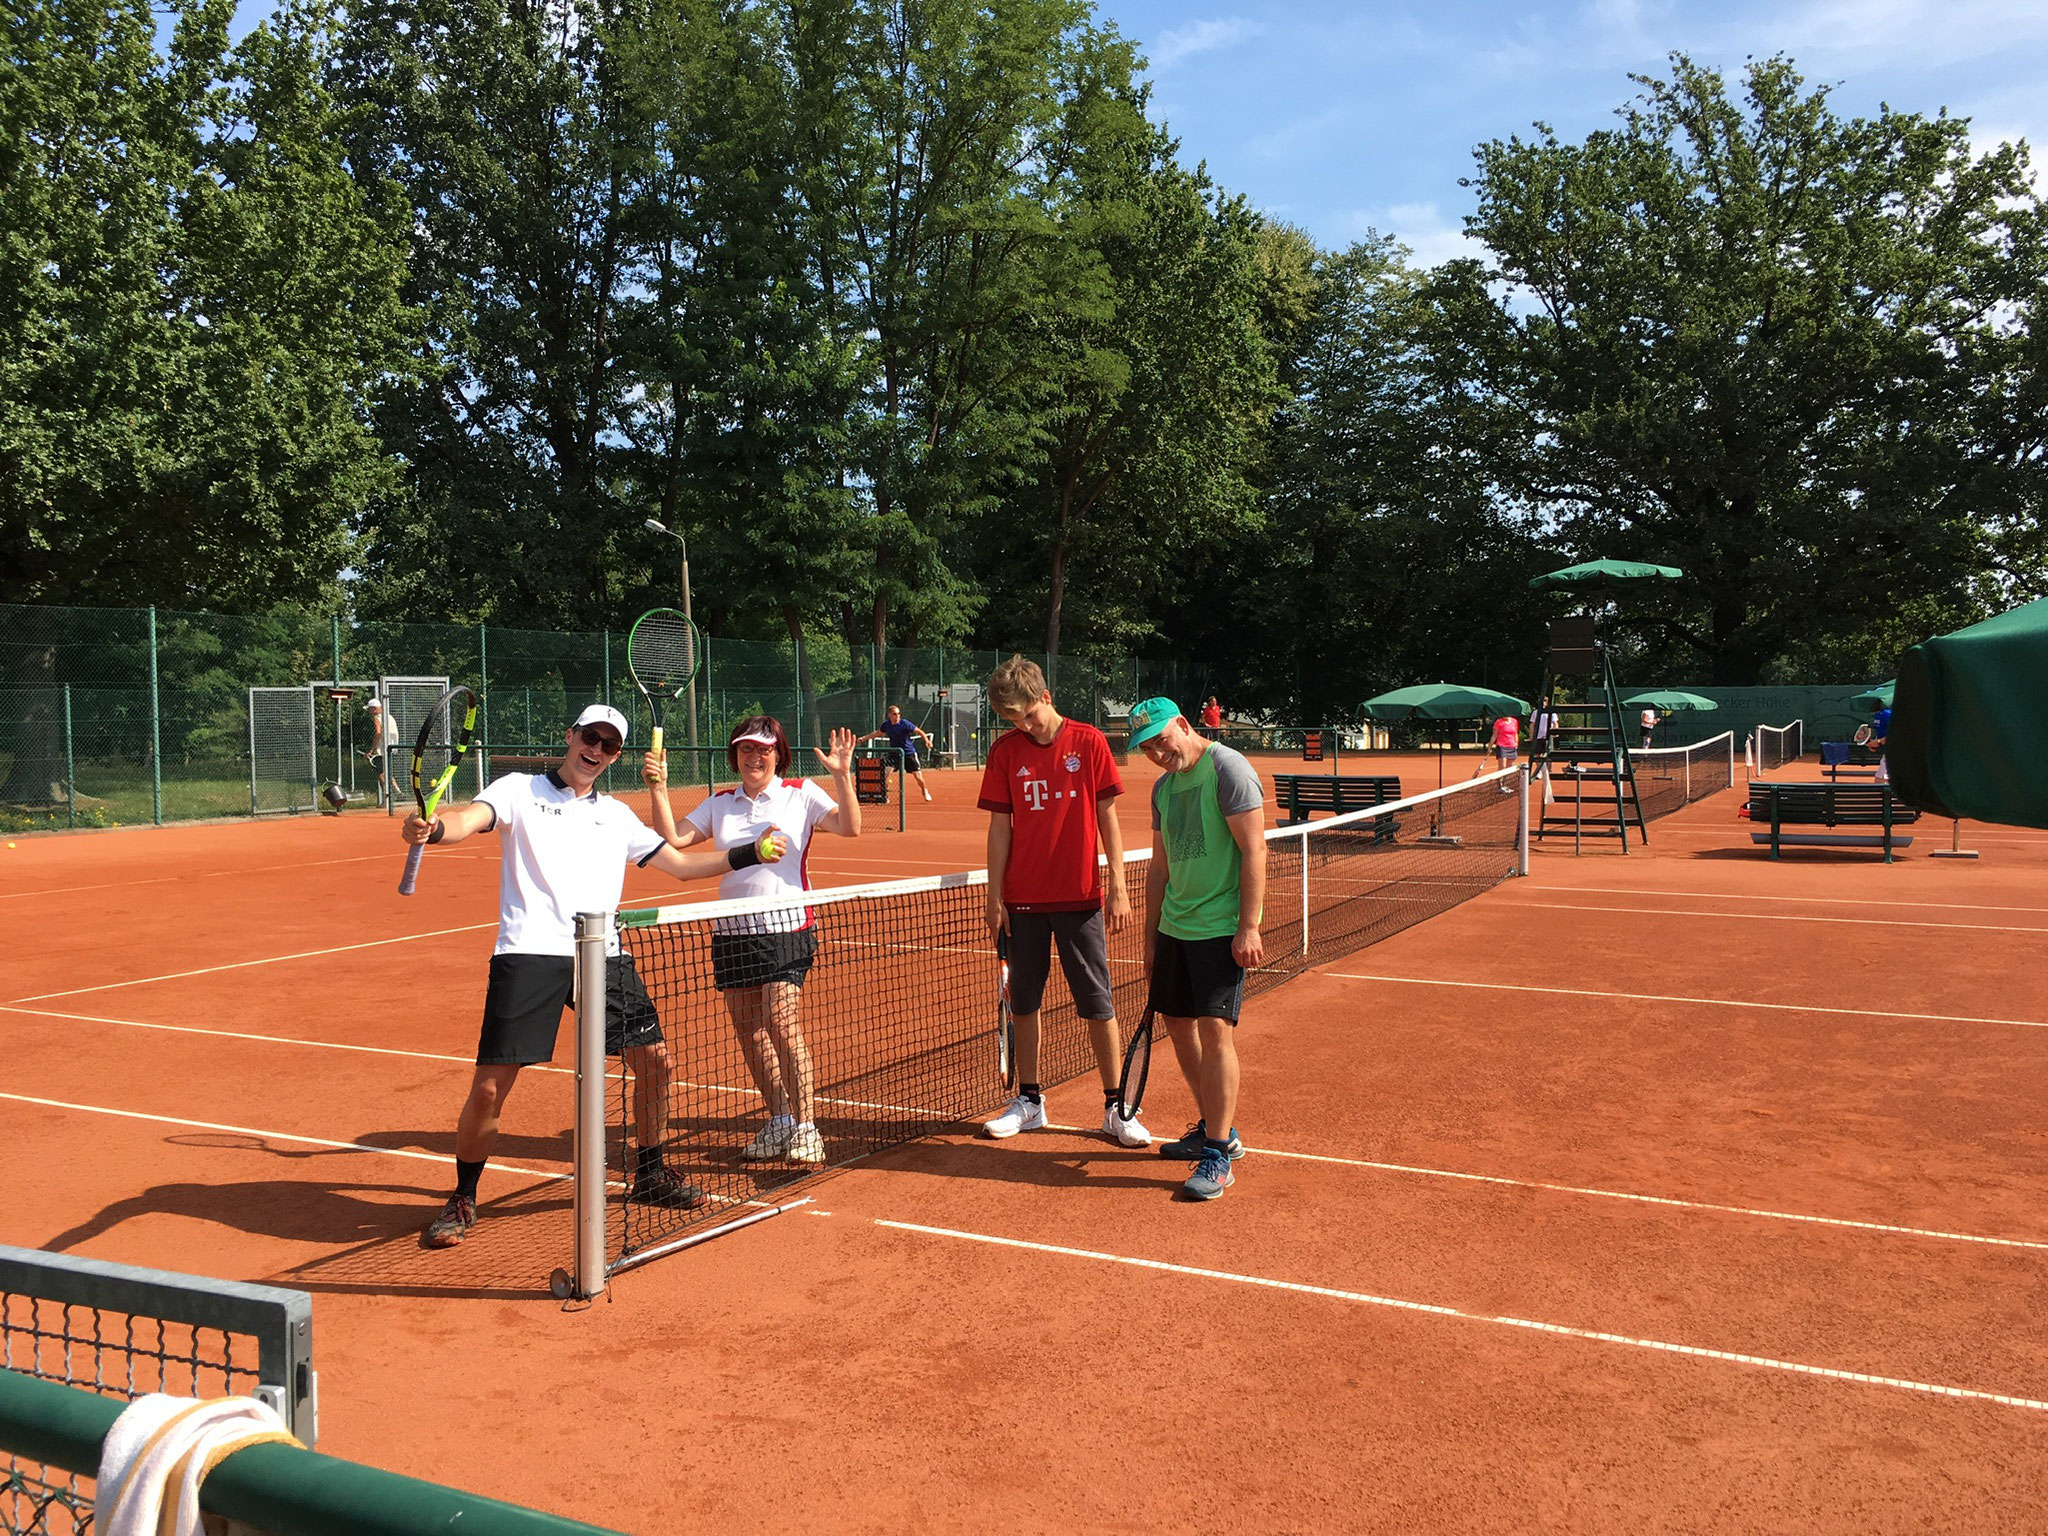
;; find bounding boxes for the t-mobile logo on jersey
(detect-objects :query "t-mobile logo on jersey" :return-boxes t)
[1020,778,1050,811]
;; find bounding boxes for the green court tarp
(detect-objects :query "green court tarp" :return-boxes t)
[1849,681,1894,711]
[1890,598,2048,829]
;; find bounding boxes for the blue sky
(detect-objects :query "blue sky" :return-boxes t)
[1094,0,2048,263]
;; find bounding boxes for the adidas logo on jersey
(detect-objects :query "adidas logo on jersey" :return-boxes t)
[1016,765,1031,776]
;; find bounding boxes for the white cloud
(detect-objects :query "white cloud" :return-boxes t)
[1150,17,1258,71]
[1337,202,1482,270]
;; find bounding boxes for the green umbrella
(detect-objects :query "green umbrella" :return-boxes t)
[1361,683,1530,791]
[1849,681,1894,711]
[1360,683,1531,720]
[1621,690,1718,712]
[1529,558,1684,591]
[1890,599,2048,829]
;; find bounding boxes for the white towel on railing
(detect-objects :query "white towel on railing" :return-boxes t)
[95,1393,301,1536]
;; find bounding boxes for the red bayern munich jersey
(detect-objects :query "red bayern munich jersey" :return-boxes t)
[977,718,1123,911]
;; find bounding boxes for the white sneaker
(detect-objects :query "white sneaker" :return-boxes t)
[1102,1104,1151,1147]
[788,1124,826,1163]
[741,1120,795,1160]
[982,1095,1047,1138]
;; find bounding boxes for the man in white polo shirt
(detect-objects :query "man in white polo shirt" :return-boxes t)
[401,703,787,1249]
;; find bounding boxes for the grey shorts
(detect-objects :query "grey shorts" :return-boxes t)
[1005,907,1114,1019]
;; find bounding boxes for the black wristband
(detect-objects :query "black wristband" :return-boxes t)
[427,821,445,845]
[726,840,762,870]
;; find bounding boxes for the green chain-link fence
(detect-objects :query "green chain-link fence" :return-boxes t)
[0,604,1227,831]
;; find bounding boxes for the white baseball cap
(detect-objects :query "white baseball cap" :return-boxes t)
[365,697,382,710]
[571,704,629,744]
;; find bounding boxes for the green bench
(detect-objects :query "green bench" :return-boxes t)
[1748,782,1918,861]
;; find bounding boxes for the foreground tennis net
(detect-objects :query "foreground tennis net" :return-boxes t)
[553,770,1528,1297]
[1633,732,1736,822]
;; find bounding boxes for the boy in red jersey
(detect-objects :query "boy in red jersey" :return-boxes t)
[978,656,1147,1145]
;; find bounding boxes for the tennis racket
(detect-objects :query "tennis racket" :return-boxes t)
[627,607,701,754]
[1853,723,1874,746]
[397,686,480,896]
[1114,1001,1156,1120]
[996,933,1016,1090]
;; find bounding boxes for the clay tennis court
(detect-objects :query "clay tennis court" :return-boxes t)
[5,756,2047,1532]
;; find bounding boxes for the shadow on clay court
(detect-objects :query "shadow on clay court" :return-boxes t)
[872,1135,1182,1195]
[41,1176,449,1254]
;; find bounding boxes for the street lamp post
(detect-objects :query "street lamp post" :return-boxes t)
[643,518,699,747]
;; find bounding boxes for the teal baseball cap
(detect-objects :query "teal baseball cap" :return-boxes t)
[1127,696,1182,749]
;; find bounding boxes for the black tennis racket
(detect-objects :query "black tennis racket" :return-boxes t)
[398,686,480,895]
[1853,723,1875,746]
[996,932,1016,1090]
[1115,1001,1156,1120]
[627,607,701,754]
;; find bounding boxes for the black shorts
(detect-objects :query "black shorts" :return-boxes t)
[476,952,663,1065]
[1148,932,1245,1024]
[1006,908,1114,1019]
[900,751,922,772]
[710,927,818,991]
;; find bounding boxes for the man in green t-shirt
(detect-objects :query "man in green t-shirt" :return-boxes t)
[1127,696,1266,1200]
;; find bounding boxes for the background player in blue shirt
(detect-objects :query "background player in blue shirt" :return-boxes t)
[862,704,935,802]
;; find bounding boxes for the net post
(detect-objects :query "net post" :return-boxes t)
[63,683,75,829]
[148,605,162,825]
[1516,765,1530,876]
[1298,825,1310,961]
[571,911,609,1301]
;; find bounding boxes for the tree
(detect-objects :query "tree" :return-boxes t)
[1437,54,2048,684]
[0,0,411,802]
[0,0,411,611]
[978,95,1281,666]
[1172,238,1548,722]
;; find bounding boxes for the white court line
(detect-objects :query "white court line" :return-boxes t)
[0,1004,940,1120]
[8,922,499,1003]
[1322,970,2048,1032]
[0,849,494,901]
[0,1004,572,1078]
[1039,1122,2048,1252]
[877,1219,2048,1415]
[1529,885,2048,917]
[1497,899,2048,936]
[0,1090,569,1184]
[20,1001,2038,1256]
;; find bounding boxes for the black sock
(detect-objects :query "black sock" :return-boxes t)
[1103,1088,1120,1106]
[1021,1083,1042,1105]
[455,1158,486,1201]
[635,1145,663,1180]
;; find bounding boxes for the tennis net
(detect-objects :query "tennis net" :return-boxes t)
[556,770,1527,1294]
[1754,720,1804,772]
[1633,732,1736,822]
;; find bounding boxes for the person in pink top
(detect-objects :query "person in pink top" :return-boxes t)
[1491,711,1520,790]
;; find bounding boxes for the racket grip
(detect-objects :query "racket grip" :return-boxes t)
[650,724,664,754]
[398,840,427,896]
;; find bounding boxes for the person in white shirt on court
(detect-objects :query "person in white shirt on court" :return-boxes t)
[644,715,862,1165]
[402,704,789,1250]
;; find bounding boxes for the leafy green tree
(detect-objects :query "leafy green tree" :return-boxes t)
[1172,238,1548,722]
[0,0,412,612]
[1436,54,2048,684]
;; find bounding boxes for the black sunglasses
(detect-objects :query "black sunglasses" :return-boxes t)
[577,724,623,755]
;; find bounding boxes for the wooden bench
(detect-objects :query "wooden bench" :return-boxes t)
[1271,773,1402,827]
[1748,782,1918,861]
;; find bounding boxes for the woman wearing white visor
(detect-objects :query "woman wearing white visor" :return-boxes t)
[644,715,860,1162]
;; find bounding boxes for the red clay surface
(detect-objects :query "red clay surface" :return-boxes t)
[5,750,2047,1534]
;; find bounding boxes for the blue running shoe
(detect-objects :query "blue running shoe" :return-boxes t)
[1181,1147,1236,1200]
[1159,1121,1243,1160]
